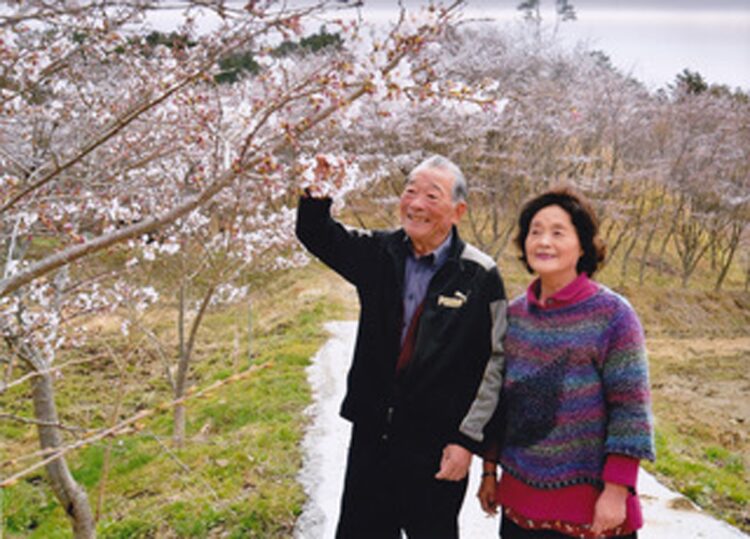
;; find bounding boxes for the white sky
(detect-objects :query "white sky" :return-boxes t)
[367,0,750,91]
[144,0,750,91]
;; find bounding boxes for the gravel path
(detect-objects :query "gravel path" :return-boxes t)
[294,321,748,539]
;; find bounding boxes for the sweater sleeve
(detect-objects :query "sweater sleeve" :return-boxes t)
[601,301,656,462]
[602,454,640,488]
[296,195,380,288]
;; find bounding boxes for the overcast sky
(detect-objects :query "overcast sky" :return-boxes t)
[148,0,750,90]
[353,0,750,90]
[363,0,750,8]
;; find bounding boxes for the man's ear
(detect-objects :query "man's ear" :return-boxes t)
[454,201,467,222]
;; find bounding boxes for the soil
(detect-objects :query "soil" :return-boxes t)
[648,337,750,465]
[647,336,750,531]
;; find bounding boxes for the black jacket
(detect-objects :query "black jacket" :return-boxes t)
[296,196,506,450]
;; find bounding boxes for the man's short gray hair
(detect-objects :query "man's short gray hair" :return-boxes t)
[408,154,468,203]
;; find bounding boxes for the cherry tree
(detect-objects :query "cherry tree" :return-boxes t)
[659,85,749,287]
[327,21,750,293]
[0,1,466,536]
[124,191,307,447]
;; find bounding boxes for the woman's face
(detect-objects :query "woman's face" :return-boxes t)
[524,204,583,284]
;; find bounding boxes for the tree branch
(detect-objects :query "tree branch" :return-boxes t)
[0,361,272,487]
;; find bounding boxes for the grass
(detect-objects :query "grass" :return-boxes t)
[1,263,350,538]
[645,337,750,532]
[2,194,749,536]
[645,428,749,529]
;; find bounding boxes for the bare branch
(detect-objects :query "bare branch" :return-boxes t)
[0,413,85,435]
[0,361,272,487]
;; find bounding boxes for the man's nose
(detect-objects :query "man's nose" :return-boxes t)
[408,194,427,208]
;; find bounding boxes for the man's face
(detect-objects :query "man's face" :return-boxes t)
[399,167,466,256]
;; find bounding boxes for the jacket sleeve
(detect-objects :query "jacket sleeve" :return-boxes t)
[296,195,380,288]
[457,266,507,450]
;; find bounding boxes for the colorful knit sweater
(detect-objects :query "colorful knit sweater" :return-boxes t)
[496,278,655,489]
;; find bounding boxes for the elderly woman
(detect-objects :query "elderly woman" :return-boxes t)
[459,186,655,539]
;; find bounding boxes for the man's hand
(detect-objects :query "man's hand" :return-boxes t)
[301,155,347,198]
[591,482,628,536]
[434,444,472,481]
[314,155,334,183]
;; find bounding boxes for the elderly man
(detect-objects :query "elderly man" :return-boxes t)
[296,155,506,539]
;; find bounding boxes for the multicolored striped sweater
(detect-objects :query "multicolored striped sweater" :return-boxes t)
[496,279,655,489]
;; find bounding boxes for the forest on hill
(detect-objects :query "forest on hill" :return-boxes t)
[1,1,747,537]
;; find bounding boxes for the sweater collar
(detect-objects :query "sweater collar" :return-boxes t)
[527,273,599,310]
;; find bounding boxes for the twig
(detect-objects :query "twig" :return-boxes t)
[143,430,223,505]
[0,354,106,395]
[0,362,272,487]
[0,413,85,435]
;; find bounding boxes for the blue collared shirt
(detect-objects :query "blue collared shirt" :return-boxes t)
[401,231,453,344]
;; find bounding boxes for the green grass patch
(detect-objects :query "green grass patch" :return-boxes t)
[2,264,347,537]
[644,428,749,528]
[5,226,748,537]
[1,481,59,536]
[99,517,156,539]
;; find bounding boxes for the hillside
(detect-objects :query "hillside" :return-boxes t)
[1,254,748,536]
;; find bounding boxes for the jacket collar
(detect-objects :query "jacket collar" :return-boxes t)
[395,225,465,260]
[390,226,465,292]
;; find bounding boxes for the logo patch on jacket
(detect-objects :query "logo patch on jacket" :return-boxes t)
[437,290,468,308]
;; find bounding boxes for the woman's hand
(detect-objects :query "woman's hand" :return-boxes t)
[477,462,499,516]
[591,482,628,536]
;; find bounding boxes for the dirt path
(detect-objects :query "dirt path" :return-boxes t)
[294,321,748,539]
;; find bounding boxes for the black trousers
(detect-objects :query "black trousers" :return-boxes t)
[336,424,468,539]
[500,516,637,539]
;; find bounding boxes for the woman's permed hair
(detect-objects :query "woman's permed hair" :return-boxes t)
[514,185,607,276]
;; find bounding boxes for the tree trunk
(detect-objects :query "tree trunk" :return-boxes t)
[604,220,629,264]
[247,296,253,366]
[620,234,638,285]
[714,221,744,292]
[657,196,684,277]
[620,192,647,285]
[638,185,668,285]
[173,401,187,447]
[638,224,658,285]
[174,283,187,447]
[31,369,96,538]
[173,284,216,447]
